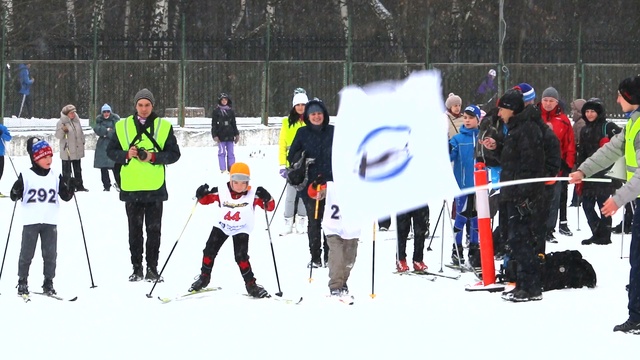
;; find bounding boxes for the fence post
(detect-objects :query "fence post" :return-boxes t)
[261,17,271,126]
[0,9,6,124]
[90,9,98,127]
[424,15,430,70]
[178,10,186,128]
[576,22,583,100]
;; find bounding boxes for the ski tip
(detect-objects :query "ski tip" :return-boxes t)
[68,296,78,301]
[158,296,171,303]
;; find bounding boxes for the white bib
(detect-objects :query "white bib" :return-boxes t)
[21,169,61,225]
[214,185,256,236]
[322,182,361,239]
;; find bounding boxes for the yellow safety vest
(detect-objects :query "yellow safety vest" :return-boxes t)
[116,116,171,191]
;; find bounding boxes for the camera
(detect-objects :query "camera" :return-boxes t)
[137,147,148,161]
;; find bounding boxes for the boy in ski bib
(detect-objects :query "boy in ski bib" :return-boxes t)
[10,138,75,296]
[307,177,360,297]
[189,162,275,298]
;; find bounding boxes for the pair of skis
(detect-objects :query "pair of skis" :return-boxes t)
[158,287,303,305]
[394,270,461,280]
[21,292,78,302]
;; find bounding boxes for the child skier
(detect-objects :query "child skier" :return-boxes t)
[10,138,75,295]
[449,105,481,268]
[189,162,275,298]
[307,177,360,297]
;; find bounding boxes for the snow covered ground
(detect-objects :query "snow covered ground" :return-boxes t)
[0,144,637,359]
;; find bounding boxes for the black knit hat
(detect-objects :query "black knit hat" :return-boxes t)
[618,76,640,105]
[497,89,525,114]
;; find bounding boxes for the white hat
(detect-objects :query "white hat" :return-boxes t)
[488,69,497,77]
[292,93,309,107]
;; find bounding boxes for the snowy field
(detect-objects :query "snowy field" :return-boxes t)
[0,144,637,359]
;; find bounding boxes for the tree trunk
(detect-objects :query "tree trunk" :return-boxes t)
[1,0,14,35]
[231,0,247,35]
[368,0,408,69]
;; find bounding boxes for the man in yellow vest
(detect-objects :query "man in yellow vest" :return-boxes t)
[107,88,181,282]
[570,75,640,334]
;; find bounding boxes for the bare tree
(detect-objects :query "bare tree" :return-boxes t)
[1,0,14,35]
[91,0,105,33]
[368,0,407,64]
[230,0,247,36]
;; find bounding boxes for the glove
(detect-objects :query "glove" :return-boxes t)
[575,182,583,196]
[279,166,287,179]
[10,182,23,201]
[311,174,326,189]
[63,176,77,192]
[195,184,210,200]
[516,198,534,217]
[234,136,239,144]
[255,186,272,202]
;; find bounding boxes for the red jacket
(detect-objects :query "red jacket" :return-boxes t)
[538,103,576,174]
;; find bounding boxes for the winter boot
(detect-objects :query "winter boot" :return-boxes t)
[307,259,322,268]
[451,244,465,266]
[412,261,428,272]
[145,266,164,283]
[280,217,294,236]
[17,278,29,295]
[296,215,308,234]
[188,272,211,292]
[396,259,410,272]
[329,288,342,297]
[246,280,270,298]
[613,221,632,234]
[468,243,481,268]
[501,288,542,302]
[129,264,144,282]
[341,284,349,295]
[592,222,613,245]
[42,278,56,296]
[613,319,640,334]
[559,222,573,236]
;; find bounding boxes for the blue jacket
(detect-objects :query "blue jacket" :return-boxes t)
[0,124,11,156]
[449,125,479,189]
[18,64,34,95]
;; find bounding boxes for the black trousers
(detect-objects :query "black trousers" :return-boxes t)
[379,217,391,229]
[100,168,121,189]
[199,226,255,284]
[61,159,84,187]
[559,181,568,223]
[125,201,163,268]
[396,204,430,262]
[533,185,553,255]
[506,202,541,293]
[302,195,329,262]
[0,156,4,182]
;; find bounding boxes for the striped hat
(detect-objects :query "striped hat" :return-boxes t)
[517,83,536,103]
[32,140,53,162]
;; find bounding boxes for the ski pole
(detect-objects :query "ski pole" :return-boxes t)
[427,200,446,251]
[146,200,198,298]
[371,221,377,299]
[0,201,18,294]
[65,141,97,288]
[1,138,18,177]
[309,183,321,283]
[267,181,287,227]
[264,200,283,297]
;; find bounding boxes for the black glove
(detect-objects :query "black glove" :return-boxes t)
[255,186,272,202]
[63,176,77,192]
[10,181,23,201]
[195,184,210,200]
[311,174,326,188]
[516,198,534,217]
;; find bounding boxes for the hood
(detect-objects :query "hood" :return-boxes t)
[459,124,479,136]
[303,99,330,128]
[581,98,605,121]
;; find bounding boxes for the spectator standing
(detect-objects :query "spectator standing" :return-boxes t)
[93,103,121,191]
[55,104,88,191]
[16,63,34,118]
[211,93,239,174]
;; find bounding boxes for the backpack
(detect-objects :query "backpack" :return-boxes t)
[286,149,315,191]
[542,250,597,291]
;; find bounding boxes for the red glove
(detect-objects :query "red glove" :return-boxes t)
[575,182,583,196]
[599,137,610,147]
[545,180,557,185]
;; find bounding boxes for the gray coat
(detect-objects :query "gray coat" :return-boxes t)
[578,111,640,207]
[55,112,85,160]
[93,113,120,168]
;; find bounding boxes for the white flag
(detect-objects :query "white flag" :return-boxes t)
[332,70,460,226]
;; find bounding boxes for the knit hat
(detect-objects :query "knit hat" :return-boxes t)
[541,87,559,101]
[101,104,112,113]
[618,76,640,105]
[61,104,76,115]
[306,103,323,114]
[464,104,481,119]
[32,139,53,162]
[497,89,525,114]
[488,69,496,77]
[445,93,462,109]
[582,97,605,118]
[134,88,155,106]
[230,162,251,181]
[292,92,309,107]
[516,83,536,103]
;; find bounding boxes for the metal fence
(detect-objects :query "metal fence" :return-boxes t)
[2,60,639,124]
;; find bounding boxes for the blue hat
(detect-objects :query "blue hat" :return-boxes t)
[101,104,112,113]
[517,83,536,102]
[464,104,481,119]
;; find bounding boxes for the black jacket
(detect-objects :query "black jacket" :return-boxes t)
[577,107,622,197]
[287,99,334,197]
[497,109,545,203]
[476,107,505,167]
[211,98,238,142]
[106,112,181,203]
[523,105,561,178]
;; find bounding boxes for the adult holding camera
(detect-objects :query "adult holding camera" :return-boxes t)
[106,88,181,282]
[55,104,88,191]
